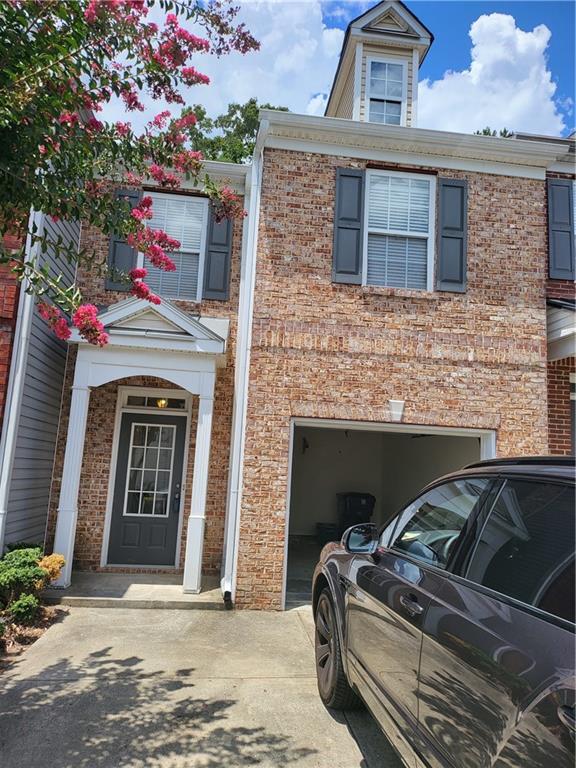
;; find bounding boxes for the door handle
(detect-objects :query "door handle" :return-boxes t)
[399,594,424,617]
[558,705,576,733]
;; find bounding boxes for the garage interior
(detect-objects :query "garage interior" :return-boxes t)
[285,424,481,606]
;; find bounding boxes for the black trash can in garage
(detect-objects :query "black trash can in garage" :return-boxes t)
[337,492,376,537]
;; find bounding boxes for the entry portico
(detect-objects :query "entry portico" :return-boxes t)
[52,297,229,593]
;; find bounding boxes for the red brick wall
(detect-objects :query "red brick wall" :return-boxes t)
[47,199,243,576]
[235,149,550,609]
[547,357,575,455]
[0,265,20,428]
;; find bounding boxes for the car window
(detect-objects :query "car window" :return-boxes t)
[390,477,490,569]
[466,479,575,623]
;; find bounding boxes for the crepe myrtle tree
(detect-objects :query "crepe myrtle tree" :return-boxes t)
[0,0,257,346]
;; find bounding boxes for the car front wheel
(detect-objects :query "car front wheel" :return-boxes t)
[315,588,360,710]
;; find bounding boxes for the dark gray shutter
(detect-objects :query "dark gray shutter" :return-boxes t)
[106,188,141,290]
[436,178,467,293]
[548,179,575,280]
[333,168,365,284]
[202,205,233,301]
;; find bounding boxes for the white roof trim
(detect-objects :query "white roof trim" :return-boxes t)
[69,297,229,357]
[260,110,570,173]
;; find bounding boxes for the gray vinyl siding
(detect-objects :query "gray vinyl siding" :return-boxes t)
[4,215,79,547]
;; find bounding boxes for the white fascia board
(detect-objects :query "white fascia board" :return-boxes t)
[265,135,546,180]
[260,110,568,173]
[198,160,250,194]
[76,333,225,355]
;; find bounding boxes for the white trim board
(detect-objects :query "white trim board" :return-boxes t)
[265,136,548,180]
[281,416,497,609]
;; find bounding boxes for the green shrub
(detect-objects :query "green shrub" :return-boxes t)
[0,547,45,607]
[9,593,39,625]
[5,541,43,554]
[2,547,43,567]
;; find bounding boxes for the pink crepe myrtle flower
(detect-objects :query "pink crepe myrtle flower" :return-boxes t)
[129,267,148,280]
[37,303,71,340]
[131,279,162,304]
[72,304,109,346]
[115,121,131,137]
[149,110,171,130]
[180,67,210,86]
[58,111,78,126]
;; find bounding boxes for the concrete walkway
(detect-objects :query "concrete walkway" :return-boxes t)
[43,572,223,610]
[0,606,402,768]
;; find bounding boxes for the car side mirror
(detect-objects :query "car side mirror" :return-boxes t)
[342,523,379,555]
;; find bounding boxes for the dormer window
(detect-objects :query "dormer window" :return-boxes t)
[366,58,406,126]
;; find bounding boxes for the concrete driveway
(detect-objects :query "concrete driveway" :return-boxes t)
[0,605,402,768]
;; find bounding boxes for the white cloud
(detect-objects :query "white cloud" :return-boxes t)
[418,13,565,136]
[101,1,343,131]
[306,92,328,115]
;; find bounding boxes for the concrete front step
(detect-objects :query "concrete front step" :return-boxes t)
[43,571,225,610]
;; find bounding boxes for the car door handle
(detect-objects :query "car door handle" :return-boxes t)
[399,594,424,617]
[558,705,576,732]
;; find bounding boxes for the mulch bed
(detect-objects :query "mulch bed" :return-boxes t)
[0,605,68,671]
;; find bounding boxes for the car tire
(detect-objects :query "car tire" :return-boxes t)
[315,588,361,710]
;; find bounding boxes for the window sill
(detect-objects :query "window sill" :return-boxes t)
[360,285,439,301]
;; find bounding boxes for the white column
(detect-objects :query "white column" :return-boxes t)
[183,394,214,593]
[52,384,91,587]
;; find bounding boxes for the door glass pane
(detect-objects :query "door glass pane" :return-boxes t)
[146,427,160,447]
[124,423,176,517]
[392,478,490,569]
[158,449,172,470]
[467,480,575,622]
[144,448,158,469]
[128,469,142,491]
[133,425,146,446]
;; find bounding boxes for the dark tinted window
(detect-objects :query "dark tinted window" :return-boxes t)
[467,479,575,622]
[391,478,490,569]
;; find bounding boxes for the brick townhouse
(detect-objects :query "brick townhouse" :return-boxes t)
[0,0,573,609]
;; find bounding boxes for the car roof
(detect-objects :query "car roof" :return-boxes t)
[441,456,575,484]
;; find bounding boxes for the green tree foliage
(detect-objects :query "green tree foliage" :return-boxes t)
[187,98,288,164]
[474,127,514,137]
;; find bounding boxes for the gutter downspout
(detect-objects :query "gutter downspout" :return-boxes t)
[220,119,269,602]
[0,210,43,552]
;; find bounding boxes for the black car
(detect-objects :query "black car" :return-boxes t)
[312,457,575,768]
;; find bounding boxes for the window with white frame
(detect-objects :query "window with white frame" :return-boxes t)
[143,193,209,301]
[364,171,435,290]
[366,59,406,126]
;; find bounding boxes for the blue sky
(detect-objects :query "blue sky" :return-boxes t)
[102,1,575,137]
[322,0,575,134]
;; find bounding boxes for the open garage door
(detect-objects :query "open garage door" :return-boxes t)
[284,421,493,608]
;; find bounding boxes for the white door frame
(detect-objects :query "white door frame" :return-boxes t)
[100,386,193,569]
[281,417,497,610]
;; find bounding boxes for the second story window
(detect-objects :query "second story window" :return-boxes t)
[366,59,406,126]
[143,193,209,301]
[364,170,435,290]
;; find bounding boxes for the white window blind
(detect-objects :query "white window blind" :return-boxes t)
[366,173,433,290]
[367,61,404,126]
[145,194,207,300]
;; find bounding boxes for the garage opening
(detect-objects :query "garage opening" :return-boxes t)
[285,422,487,607]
